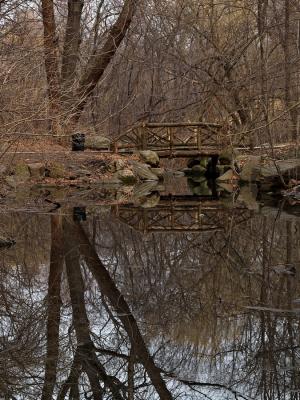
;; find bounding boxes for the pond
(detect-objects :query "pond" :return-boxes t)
[1,177,300,400]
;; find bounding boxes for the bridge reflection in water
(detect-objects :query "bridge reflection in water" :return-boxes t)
[112,195,253,233]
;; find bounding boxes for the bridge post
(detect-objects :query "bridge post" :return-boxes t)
[197,127,201,151]
[110,140,119,154]
[168,127,173,156]
[140,127,147,150]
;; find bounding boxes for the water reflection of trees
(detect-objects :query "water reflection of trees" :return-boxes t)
[0,210,300,398]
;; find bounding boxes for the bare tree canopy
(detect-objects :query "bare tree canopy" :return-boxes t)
[1,0,300,145]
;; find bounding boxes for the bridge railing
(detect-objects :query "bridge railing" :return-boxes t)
[110,121,226,156]
[112,198,253,233]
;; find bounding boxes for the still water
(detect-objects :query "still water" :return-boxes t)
[1,179,300,400]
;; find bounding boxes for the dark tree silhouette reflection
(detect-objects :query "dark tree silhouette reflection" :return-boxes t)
[1,210,300,399]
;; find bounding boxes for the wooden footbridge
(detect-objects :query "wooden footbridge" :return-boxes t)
[112,195,252,233]
[111,122,227,157]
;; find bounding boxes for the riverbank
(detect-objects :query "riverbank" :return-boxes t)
[2,137,300,208]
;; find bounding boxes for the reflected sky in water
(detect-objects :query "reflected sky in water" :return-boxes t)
[1,186,300,399]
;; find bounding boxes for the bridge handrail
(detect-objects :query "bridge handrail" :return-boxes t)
[144,122,222,128]
[110,121,224,153]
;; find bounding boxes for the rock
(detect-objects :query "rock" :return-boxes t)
[87,205,112,216]
[283,185,300,200]
[191,165,206,174]
[47,187,68,201]
[187,156,209,168]
[191,185,211,196]
[5,176,17,188]
[108,173,121,184]
[14,162,30,181]
[190,175,207,183]
[219,148,236,165]
[261,159,300,178]
[216,169,237,182]
[183,168,192,175]
[150,167,164,179]
[117,168,137,185]
[15,187,30,203]
[139,192,160,208]
[114,158,126,171]
[132,162,159,181]
[187,178,211,196]
[139,150,160,167]
[48,162,66,179]
[68,165,92,178]
[0,237,15,248]
[218,165,231,175]
[133,181,160,198]
[28,163,45,178]
[239,156,262,182]
[217,182,235,193]
[75,168,92,177]
[173,171,185,177]
[116,185,134,201]
[85,135,110,150]
[238,185,259,211]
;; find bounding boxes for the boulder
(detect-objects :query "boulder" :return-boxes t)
[48,162,66,179]
[117,168,137,185]
[28,163,45,178]
[183,168,192,175]
[187,156,209,169]
[114,158,126,171]
[239,156,262,182]
[217,182,236,193]
[132,162,159,181]
[219,148,236,165]
[191,165,206,174]
[150,167,164,179]
[191,185,211,196]
[190,175,207,183]
[133,181,160,198]
[85,135,110,150]
[116,185,134,201]
[218,165,231,175]
[187,178,211,196]
[283,185,300,201]
[73,168,92,177]
[261,159,300,178]
[238,185,259,211]
[140,192,160,208]
[0,237,15,248]
[5,176,17,188]
[14,162,30,181]
[216,169,237,182]
[108,173,121,184]
[139,150,160,167]
[173,171,185,177]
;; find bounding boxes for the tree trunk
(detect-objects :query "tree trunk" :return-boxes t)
[74,0,136,120]
[63,218,173,400]
[41,0,136,133]
[41,216,64,400]
[41,0,61,132]
[284,0,298,140]
[64,223,124,400]
[61,0,84,96]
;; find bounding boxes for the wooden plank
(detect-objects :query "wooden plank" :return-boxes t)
[145,122,222,128]
[158,196,219,203]
[157,149,220,157]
